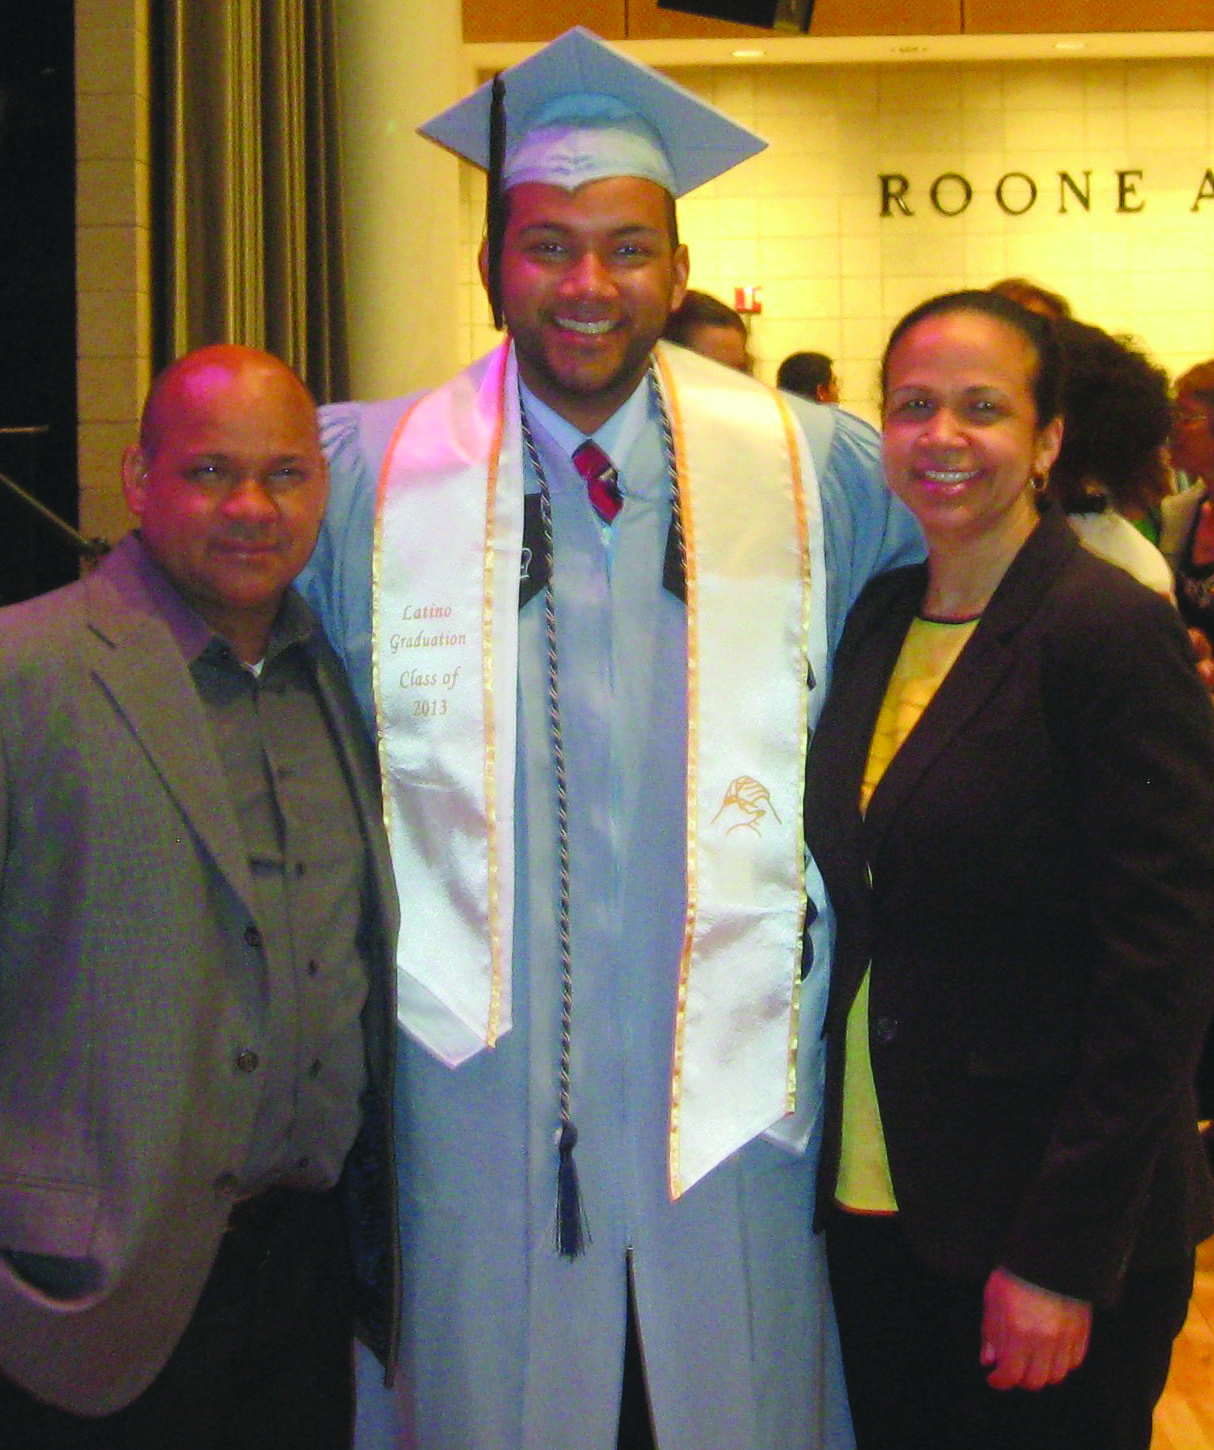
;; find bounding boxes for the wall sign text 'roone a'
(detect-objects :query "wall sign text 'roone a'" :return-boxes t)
[879,169,1214,218]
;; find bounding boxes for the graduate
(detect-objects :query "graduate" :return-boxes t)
[299,29,922,1450]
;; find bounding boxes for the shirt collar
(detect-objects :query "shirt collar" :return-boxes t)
[129,531,316,669]
[518,367,653,469]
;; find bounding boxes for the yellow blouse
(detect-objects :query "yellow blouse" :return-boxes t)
[835,614,979,1212]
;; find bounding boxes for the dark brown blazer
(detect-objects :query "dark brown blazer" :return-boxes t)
[0,534,400,1413]
[807,506,1214,1308]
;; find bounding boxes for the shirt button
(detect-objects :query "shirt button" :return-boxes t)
[236,1049,260,1073]
[244,924,264,952]
[873,1016,898,1045]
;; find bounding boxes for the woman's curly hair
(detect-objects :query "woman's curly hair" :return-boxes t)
[1048,318,1172,516]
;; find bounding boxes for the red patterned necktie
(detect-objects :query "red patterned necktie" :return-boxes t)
[572,439,622,524]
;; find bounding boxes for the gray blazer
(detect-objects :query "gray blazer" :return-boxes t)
[0,534,400,1415]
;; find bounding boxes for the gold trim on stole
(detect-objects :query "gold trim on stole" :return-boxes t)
[774,387,811,1108]
[656,345,698,1200]
[480,362,507,1046]
[655,348,813,1197]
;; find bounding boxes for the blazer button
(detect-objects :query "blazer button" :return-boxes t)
[244,924,263,951]
[236,1048,260,1073]
[873,1015,898,1045]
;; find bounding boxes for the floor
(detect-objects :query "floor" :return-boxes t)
[1152,1236,1214,1449]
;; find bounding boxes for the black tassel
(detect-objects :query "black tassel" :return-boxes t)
[487,73,507,331]
[555,1122,590,1259]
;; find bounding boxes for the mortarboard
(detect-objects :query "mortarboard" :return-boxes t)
[418,27,766,327]
[418,26,767,200]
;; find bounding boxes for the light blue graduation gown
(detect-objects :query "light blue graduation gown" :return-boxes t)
[299,361,922,1450]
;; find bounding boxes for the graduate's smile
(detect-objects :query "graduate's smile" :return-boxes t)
[490,176,688,435]
[554,315,616,337]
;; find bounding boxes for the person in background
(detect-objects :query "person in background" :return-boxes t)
[0,345,400,1449]
[1161,361,1214,1137]
[807,290,1214,1450]
[778,350,840,404]
[988,275,1072,321]
[1047,317,1173,594]
[1162,361,1214,651]
[299,27,921,1450]
[662,287,752,372]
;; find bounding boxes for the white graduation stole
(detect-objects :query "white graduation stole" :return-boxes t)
[372,339,826,1196]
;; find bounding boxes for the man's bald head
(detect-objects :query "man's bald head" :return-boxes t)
[137,345,319,461]
[122,344,328,663]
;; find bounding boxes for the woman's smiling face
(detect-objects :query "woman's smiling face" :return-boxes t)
[881,308,1063,551]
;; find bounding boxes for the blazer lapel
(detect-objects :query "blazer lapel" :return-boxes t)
[805,566,919,954]
[84,548,257,914]
[863,509,1082,850]
[862,620,1015,847]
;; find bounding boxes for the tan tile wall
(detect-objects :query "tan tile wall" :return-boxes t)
[75,0,149,544]
[460,56,1214,425]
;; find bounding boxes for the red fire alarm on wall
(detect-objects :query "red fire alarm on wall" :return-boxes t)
[734,285,762,316]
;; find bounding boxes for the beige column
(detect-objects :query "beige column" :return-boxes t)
[74,0,150,544]
[334,0,467,398]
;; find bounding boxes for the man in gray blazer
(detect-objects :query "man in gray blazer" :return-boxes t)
[0,345,399,1449]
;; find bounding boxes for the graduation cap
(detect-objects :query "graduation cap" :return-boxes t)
[418,27,766,327]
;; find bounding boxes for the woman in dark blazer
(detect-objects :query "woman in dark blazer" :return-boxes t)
[807,290,1214,1450]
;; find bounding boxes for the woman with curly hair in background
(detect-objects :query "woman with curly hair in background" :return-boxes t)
[1047,318,1173,593]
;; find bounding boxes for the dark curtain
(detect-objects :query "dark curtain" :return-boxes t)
[151,0,348,401]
